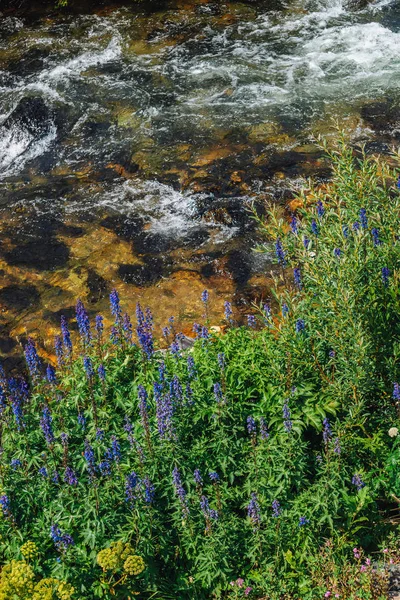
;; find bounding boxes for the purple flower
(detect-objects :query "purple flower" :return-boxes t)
[247,492,261,528]
[317,200,324,218]
[136,303,154,358]
[40,406,55,445]
[38,467,48,478]
[64,466,78,486]
[84,439,96,478]
[295,319,305,333]
[138,385,150,435]
[342,225,349,238]
[213,383,223,403]
[311,219,319,236]
[322,418,332,445]
[24,338,41,379]
[360,208,368,229]
[60,316,73,356]
[290,215,298,234]
[247,416,256,438]
[55,335,64,367]
[275,238,286,266]
[46,365,57,385]
[123,313,133,344]
[393,383,400,402]
[334,437,341,455]
[224,301,233,322]
[8,377,28,430]
[382,267,390,287]
[283,400,292,433]
[371,228,382,247]
[194,469,203,486]
[209,471,219,483]
[293,267,302,290]
[98,364,106,381]
[334,248,342,258]
[170,340,180,355]
[201,290,209,304]
[110,289,122,324]
[110,435,121,463]
[60,432,68,446]
[155,384,174,440]
[96,428,104,440]
[10,458,21,470]
[218,353,225,370]
[172,467,189,516]
[52,470,60,483]
[260,417,269,440]
[272,499,281,518]
[299,516,309,526]
[263,303,271,320]
[247,315,256,328]
[143,477,155,504]
[353,221,360,232]
[95,315,104,338]
[83,356,94,379]
[303,236,310,249]
[76,299,91,344]
[125,471,139,506]
[352,474,365,491]
[200,495,218,523]
[0,495,11,518]
[51,524,74,553]
[282,303,289,317]
[98,460,111,477]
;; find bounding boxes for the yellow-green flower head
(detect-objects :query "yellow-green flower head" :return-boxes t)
[21,540,39,561]
[97,541,135,572]
[32,577,75,600]
[0,560,35,599]
[124,555,145,576]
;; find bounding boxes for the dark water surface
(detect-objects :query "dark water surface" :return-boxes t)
[0,0,400,368]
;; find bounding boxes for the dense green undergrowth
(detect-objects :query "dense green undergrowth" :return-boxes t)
[0,140,400,599]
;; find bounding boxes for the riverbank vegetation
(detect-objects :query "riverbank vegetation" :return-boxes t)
[0,140,399,598]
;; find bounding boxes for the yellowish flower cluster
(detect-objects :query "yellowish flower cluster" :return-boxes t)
[0,560,74,600]
[97,541,145,577]
[21,540,39,561]
[123,555,145,576]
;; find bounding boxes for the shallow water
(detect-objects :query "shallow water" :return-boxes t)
[0,0,399,368]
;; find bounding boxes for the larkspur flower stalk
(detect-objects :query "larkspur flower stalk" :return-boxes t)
[200,495,218,533]
[295,319,305,333]
[64,466,78,486]
[60,316,73,358]
[0,495,12,520]
[125,471,139,507]
[247,315,256,328]
[317,200,324,218]
[84,439,96,479]
[282,303,289,318]
[201,289,209,321]
[55,335,64,367]
[371,228,382,247]
[247,492,261,530]
[194,469,203,489]
[247,416,257,442]
[123,313,133,345]
[24,337,41,380]
[352,474,365,491]
[322,418,332,445]
[46,365,56,385]
[50,524,74,553]
[272,499,281,518]
[224,300,233,323]
[142,477,155,504]
[172,466,189,518]
[293,267,302,290]
[303,236,310,249]
[290,215,298,234]
[353,221,360,231]
[360,208,368,229]
[110,288,122,327]
[136,303,154,359]
[275,237,286,266]
[382,267,390,287]
[40,405,55,445]
[311,219,319,236]
[76,299,91,345]
[283,400,293,433]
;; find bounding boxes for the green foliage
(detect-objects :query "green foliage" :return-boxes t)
[0,140,399,598]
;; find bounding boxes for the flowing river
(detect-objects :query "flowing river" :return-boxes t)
[0,0,399,368]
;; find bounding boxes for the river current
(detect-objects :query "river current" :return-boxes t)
[0,0,399,368]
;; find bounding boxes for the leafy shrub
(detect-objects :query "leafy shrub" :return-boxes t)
[0,140,399,598]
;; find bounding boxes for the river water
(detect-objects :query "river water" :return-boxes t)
[0,0,399,368]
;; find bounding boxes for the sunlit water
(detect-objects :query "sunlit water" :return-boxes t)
[0,0,399,366]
